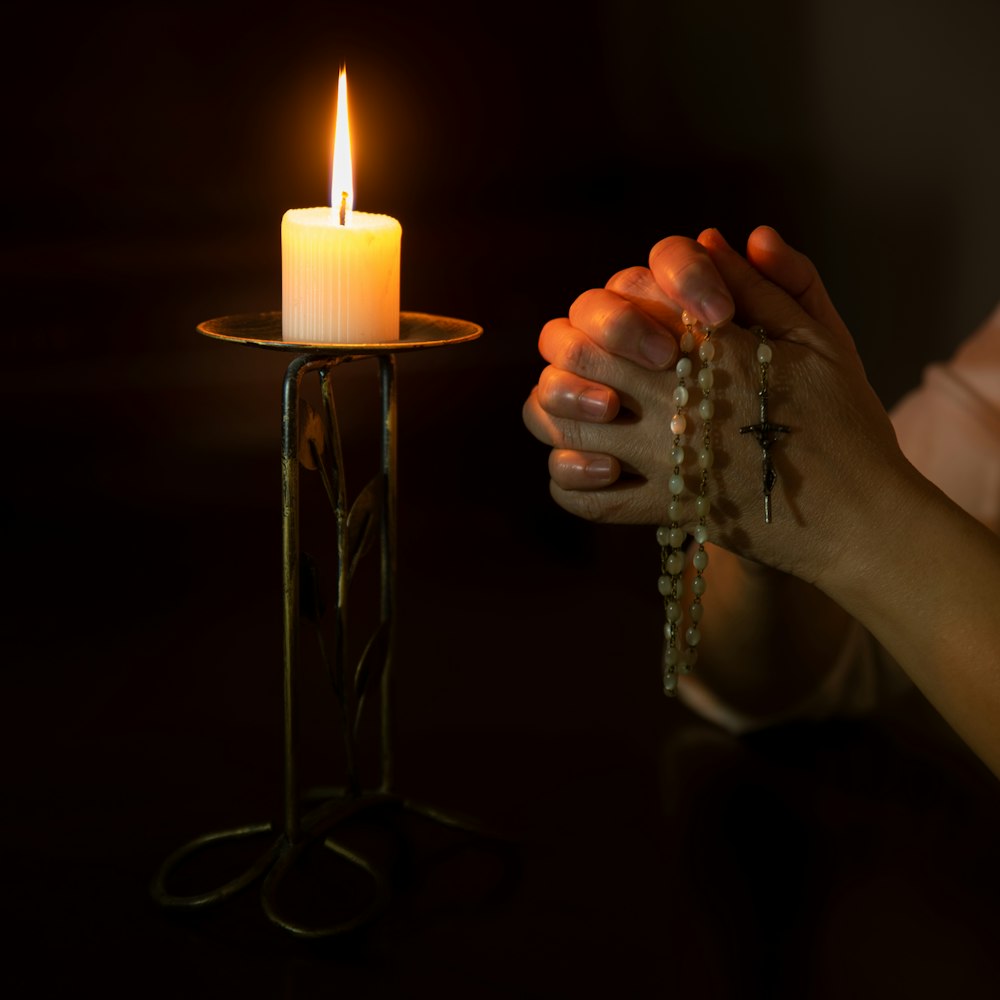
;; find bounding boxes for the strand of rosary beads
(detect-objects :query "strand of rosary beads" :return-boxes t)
[659,311,715,695]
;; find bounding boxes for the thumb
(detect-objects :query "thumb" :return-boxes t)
[698,228,853,354]
[744,226,851,340]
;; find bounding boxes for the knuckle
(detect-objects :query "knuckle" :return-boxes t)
[557,419,582,451]
[552,483,608,523]
[551,482,639,525]
[569,287,605,314]
[671,254,712,288]
[649,235,690,270]
[599,299,639,355]
[547,449,580,488]
[536,366,561,408]
[606,265,652,296]
[560,334,590,376]
[537,317,564,356]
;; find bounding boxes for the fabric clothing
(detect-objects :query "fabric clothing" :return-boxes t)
[679,302,1000,733]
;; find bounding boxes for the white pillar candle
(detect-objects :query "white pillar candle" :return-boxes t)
[281,68,401,343]
[282,208,401,343]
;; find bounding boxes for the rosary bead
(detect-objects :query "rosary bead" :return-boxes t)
[657,574,673,596]
[671,445,685,465]
[663,671,678,694]
[669,473,685,496]
[757,342,773,365]
[693,524,709,545]
[656,525,671,546]
[666,550,685,576]
[692,548,709,572]
[697,367,714,391]
[670,413,687,435]
[691,575,707,596]
[689,602,704,622]
[669,527,686,548]
[680,331,695,353]
[668,499,682,521]
[676,357,693,378]
[685,625,701,647]
[666,600,682,622]
[679,652,695,675]
[698,397,715,420]
[695,495,710,517]
[673,385,689,407]
[698,339,716,362]
[698,447,714,470]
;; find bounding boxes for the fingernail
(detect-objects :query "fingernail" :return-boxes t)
[579,387,612,419]
[585,456,615,482]
[640,332,677,368]
[700,289,734,328]
[714,228,733,249]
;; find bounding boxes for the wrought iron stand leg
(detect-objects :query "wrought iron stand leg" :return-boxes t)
[379,354,397,792]
[281,354,309,845]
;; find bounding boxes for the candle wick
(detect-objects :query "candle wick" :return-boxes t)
[338,191,348,226]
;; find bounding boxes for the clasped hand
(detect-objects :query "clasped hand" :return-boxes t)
[522,226,909,591]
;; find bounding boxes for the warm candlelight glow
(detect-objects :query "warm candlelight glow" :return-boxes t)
[281,68,402,343]
[332,67,353,226]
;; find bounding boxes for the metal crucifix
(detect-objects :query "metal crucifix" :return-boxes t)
[740,334,790,524]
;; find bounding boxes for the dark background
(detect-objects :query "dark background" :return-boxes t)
[4,1,1000,996]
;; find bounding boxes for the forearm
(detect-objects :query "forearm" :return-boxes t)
[686,545,854,720]
[821,464,1000,777]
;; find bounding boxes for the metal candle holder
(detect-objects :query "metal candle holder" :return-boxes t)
[151,311,482,938]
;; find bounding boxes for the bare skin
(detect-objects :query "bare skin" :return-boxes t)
[523,226,1000,778]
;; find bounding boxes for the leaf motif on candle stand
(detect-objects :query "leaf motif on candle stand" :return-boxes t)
[301,550,346,710]
[299,401,326,471]
[352,620,390,735]
[346,475,382,580]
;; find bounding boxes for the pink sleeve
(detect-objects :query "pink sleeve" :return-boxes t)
[891,302,1000,534]
[679,303,1000,732]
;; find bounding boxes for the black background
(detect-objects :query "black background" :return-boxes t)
[4,1,1000,996]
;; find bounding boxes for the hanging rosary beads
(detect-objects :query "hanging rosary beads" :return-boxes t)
[659,311,715,696]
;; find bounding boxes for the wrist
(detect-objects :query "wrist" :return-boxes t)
[816,457,951,622]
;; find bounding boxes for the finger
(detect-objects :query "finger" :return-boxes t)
[549,478,659,525]
[743,226,850,340]
[537,365,621,423]
[522,387,648,468]
[697,228,830,346]
[648,235,735,329]
[605,266,682,329]
[536,317,634,393]
[567,288,679,370]
[522,386,563,447]
[548,449,621,490]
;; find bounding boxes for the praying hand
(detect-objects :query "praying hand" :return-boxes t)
[523,226,1000,780]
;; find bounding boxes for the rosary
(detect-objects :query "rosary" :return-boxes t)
[658,318,790,695]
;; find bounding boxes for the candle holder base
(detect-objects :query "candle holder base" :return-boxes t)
[151,788,487,938]
[152,312,485,938]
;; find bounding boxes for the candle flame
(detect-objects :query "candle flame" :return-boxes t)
[331,67,353,225]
